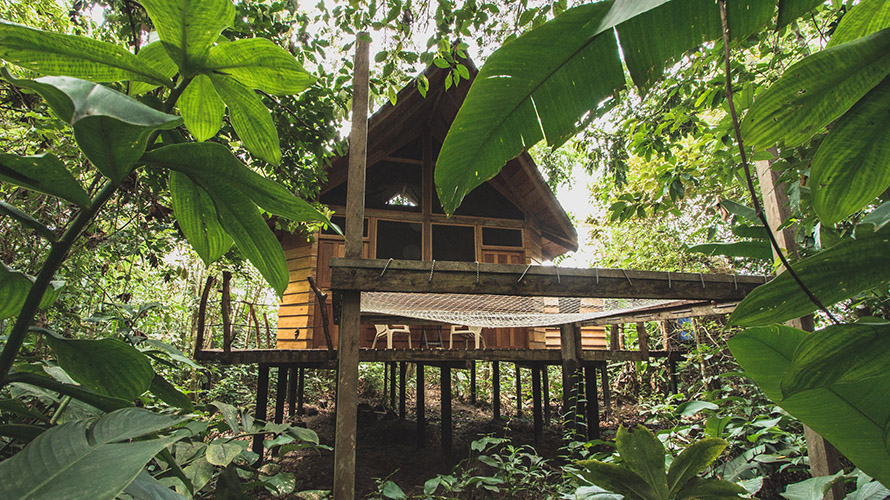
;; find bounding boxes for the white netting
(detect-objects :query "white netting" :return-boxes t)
[361,292,675,328]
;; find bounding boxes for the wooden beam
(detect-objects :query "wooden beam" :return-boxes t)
[585,365,600,440]
[307,276,335,353]
[253,364,270,458]
[560,324,581,432]
[331,258,765,300]
[195,275,214,354]
[532,364,543,443]
[609,324,619,351]
[222,271,233,352]
[333,32,370,500]
[441,365,453,455]
[417,363,426,448]
[585,301,738,326]
[492,361,501,420]
[399,362,407,420]
[756,157,843,500]
[636,322,649,359]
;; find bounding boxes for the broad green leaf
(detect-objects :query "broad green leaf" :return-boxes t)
[381,480,407,500]
[0,263,64,320]
[574,485,626,500]
[0,153,90,207]
[780,322,890,397]
[178,74,224,141]
[859,200,890,233]
[44,333,154,401]
[777,0,824,28]
[149,373,194,411]
[260,472,296,496]
[826,0,890,48]
[205,38,316,95]
[129,41,180,96]
[576,459,660,500]
[741,28,890,149]
[729,325,890,484]
[675,400,719,417]
[675,477,747,500]
[3,72,182,183]
[141,338,202,370]
[0,424,46,442]
[205,442,242,467]
[0,398,50,422]
[667,438,728,495]
[688,241,772,260]
[719,199,759,222]
[139,0,235,77]
[616,425,668,498]
[124,470,189,500]
[780,472,846,500]
[810,77,890,224]
[7,372,132,412]
[0,201,58,242]
[704,416,732,438]
[210,401,240,433]
[184,456,214,492]
[0,20,170,86]
[210,74,281,164]
[731,224,769,240]
[730,231,890,326]
[0,409,184,500]
[169,171,232,265]
[145,143,330,226]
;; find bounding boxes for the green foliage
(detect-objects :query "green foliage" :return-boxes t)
[0,263,63,320]
[576,426,745,500]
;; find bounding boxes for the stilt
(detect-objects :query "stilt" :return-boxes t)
[297,367,305,415]
[389,362,397,409]
[441,365,453,456]
[470,361,477,405]
[542,365,551,425]
[492,361,501,420]
[668,358,678,395]
[287,366,297,417]
[383,362,388,404]
[585,365,600,440]
[252,363,270,457]
[515,364,522,417]
[399,362,407,420]
[532,364,543,443]
[560,323,582,437]
[274,365,288,424]
[600,363,611,418]
[416,363,426,448]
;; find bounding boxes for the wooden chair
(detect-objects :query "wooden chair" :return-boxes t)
[372,324,412,349]
[449,325,485,349]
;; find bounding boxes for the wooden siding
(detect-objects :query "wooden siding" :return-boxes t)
[276,235,316,350]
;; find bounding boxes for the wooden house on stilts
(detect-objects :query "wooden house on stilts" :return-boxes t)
[276,61,610,352]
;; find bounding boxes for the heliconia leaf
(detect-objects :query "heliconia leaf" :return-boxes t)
[0,201,57,242]
[0,153,90,207]
[178,74,225,141]
[44,332,155,401]
[728,325,890,485]
[129,41,179,96]
[149,373,194,411]
[205,38,316,95]
[777,0,824,28]
[7,372,132,412]
[731,224,770,240]
[719,199,759,222]
[0,408,186,500]
[169,171,232,265]
[210,74,281,164]
[674,477,747,500]
[729,231,890,326]
[0,20,171,86]
[741,28,890,149]
[810,77,890,224]
[139,0,235,77]
[576,459,660,500]
[3,72,182,183]
[145,143,330,227]
[0,263,64,320]
[859,200,890,233]
[687,241,773,260]
[780,322,890,397]
[667,438,729,495]
[124,470,189,500]
[615,425,668,499]
[826,0,890,48]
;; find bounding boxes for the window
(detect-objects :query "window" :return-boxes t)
[482,227,523,247]
[432,224,476,262]
[376,220,422,260]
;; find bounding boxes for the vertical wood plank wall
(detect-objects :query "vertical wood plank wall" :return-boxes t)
[277,234,317,350]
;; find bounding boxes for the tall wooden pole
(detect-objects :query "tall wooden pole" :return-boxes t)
[755,158,843,500]
[333,32,370,500]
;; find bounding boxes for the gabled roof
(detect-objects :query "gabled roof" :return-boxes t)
[322,59,578,259]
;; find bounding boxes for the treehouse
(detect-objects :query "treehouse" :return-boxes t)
[276,61,609,351]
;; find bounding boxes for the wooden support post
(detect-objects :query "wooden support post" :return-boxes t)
[756,156,843,500]
[263,312,272,348]
[470,361,477,405]
[660,320,671,350]
[399,362,407,420]
[492,361,501,420]
[560,323,582,433]
[389,362,397,409]
[253,364,270,457]
[636,322,649,359]
[542,366,551,425]
[600,362,611,418]
[617,324,625,350]
[195,275,214,353]
[532,364,543,443]
[274,366,288,424]
[221,271,233,352]
[515,364,522,417]
[585,365,600,440]
[668,358,679,395]
[287,366,297,417]
[416,363,426,448]
[333,32,370,500]
[609,324,619,352]
[297,367,305,415]
[307,276,334,353]
[441,365,453,455]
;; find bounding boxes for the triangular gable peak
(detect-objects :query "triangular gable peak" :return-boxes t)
[320,59,578,260]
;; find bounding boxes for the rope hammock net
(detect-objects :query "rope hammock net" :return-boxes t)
[360,292,676,329]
